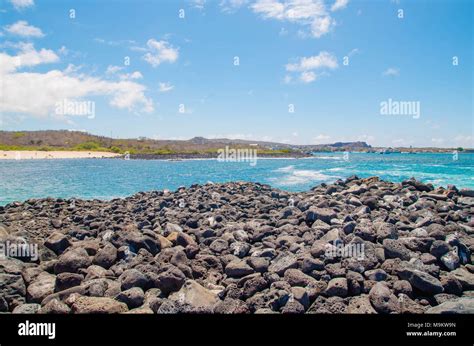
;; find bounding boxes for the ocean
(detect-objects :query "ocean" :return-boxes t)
[0,152,473,206]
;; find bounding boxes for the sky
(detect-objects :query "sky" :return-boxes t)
[0,0,472,147]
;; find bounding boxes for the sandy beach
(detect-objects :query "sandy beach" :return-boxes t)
[0,151,121,160]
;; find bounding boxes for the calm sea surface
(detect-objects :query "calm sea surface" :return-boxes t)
[1,152,473,206]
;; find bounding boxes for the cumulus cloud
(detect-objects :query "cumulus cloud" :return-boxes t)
[286,51,338,83]
[142,39,179,67]
[159,82,174,92]
[9,0,34,10]
[4,20,44,37]
[0,43,153,117]
[251,0,339,38]
[330,0,348,12]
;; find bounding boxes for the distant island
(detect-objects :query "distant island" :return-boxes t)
[0,130,471,160]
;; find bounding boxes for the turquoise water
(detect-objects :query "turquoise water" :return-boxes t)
[0,152,473,206]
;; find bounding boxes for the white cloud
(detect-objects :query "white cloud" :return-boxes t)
[191,0,206,10]
[9,0,34,10]
[159,82,174,92]
[105,65,124,74]
[0,43,153,117]
[330,0,348,12]
[300,71,316,83]
[383,67,399,77]
[286,51,338,83]
[251,0,340,38]
[310,15,334,38]
[286,51,338,71]
[4,21,44,37]
[63,64,82,75]
[0,42,58,74]
[119,71,143,80]
[143,39,179,67]
[220,0,248,13]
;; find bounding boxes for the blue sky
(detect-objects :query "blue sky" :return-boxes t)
[0,0,472,147]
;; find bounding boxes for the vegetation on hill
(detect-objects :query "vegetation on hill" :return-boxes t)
[0,131,303,156]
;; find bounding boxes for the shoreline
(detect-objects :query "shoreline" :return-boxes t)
[0,177,473,314]
[0,150,121,160]
[0,150,472,161]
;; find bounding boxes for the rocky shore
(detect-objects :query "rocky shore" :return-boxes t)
[0,177,473,314]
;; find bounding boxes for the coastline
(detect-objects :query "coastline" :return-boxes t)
[0,150,121,160]
[1,150,471,161]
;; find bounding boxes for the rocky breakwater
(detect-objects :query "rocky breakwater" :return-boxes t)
[0,176,473,314]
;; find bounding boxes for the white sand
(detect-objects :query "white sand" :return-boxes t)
[0,151,121,160]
